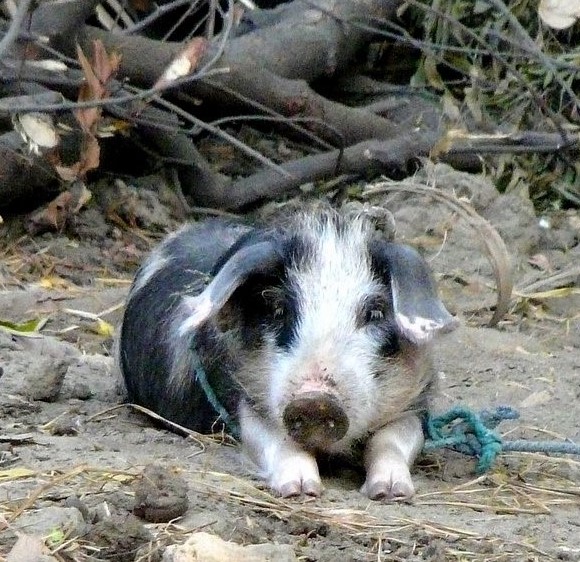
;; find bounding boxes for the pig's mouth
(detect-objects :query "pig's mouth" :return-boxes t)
[283,391,349,451]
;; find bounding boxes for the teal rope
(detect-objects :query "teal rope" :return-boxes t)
[190,337,241,439]
[423,405,580,473]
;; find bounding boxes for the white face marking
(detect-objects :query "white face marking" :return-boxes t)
[267,215,385,444]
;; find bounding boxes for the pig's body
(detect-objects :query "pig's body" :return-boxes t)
[118,208,456,499]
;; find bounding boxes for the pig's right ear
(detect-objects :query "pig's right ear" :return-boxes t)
[370,241,458,345]
[178,237,283,335]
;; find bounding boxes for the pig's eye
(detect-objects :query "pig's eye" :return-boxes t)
[261,288,286,319]
[360,297,387,326]
[273,302,285,319]
[368,309,384,321]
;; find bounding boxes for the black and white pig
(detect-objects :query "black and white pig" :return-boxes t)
[118,207,457,500]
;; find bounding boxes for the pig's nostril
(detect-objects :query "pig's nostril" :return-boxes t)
[283,392,349,449]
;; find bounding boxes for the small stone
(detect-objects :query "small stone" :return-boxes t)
[6,534,57,562]
[162,532,297,562]
[13,506,86,538]
[47,416,81,436]
[68,382,93,400]
[25,358,69,402]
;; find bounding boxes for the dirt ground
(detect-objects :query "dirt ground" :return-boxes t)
[0,164,579,561]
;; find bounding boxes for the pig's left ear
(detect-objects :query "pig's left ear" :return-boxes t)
[370,241,458,344]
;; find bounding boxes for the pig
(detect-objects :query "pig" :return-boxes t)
[118,206,457,500]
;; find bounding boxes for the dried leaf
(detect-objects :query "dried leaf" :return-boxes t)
[517,287,580,300]
[55,162,82,182]
[35,191,72,231]
[76,134,101,178]
[12,112,59,155]
[97,117,132,138]
[528,253,552,272]
[25,184,92,234]
[75,44,105,133]
[153,38,208,90]
[24,59,68,72]
[423,56,445,92]
[56,133,101,182]
[39,276,74,290]
[129,0,152,11]
[68,41,119,180]
[519,390,552,408]
[0,467,36,481]
[72,181,93,212]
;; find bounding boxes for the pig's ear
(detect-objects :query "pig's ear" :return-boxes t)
[179,236,283,335]
[370,241,458,344]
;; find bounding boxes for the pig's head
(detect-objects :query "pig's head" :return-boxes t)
[179,209,457,453]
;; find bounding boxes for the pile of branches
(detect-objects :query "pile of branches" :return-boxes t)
[0,0,579,224]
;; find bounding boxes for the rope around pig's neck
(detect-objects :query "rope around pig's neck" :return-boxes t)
[423,405,580,472]
[190,337,241,439]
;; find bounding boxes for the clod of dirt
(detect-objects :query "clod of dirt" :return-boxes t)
[24,358,70,402]
[82,513,152,562]
[67,382,93,400]
[62,495,91,522]
[0,396,41,418]
[133,464,189,523]
[162,532,297,562]
[46,416,81,436]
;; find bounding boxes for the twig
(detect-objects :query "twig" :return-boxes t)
[121,0,195,35]
[483,0,580,116]
[128,86,292,178]
[0,0,34,60]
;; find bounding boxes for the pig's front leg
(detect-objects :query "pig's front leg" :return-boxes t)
[239,401,322,497]
[361,414,424,501]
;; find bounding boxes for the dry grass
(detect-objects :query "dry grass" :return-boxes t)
[1,424,578,561]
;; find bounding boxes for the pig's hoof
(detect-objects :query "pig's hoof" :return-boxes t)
[362,479,415,501]
[268,452,322,497]
[277,478,322,498]
[361,462,415,501]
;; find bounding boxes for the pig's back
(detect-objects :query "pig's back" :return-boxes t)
[119,219,252,432]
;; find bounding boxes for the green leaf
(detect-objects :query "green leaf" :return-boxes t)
[0,317,48,337]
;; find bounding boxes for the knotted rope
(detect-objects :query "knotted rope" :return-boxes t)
[423,405,580,473]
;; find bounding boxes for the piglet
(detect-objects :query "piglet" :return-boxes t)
[118,207,457,499]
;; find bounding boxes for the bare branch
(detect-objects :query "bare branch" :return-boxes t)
[0,0,34,60]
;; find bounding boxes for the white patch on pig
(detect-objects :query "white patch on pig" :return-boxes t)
[267,214,388,450]
[130,224,194,295]
[130,249,169,295]
[394,312,441,343]
[179,294,214,335]
[361,413,424,500]
[239,400,322,497]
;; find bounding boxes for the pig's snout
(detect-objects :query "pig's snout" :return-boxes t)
[283,392,349,450]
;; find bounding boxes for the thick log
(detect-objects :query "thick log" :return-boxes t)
[76,0,405,147]
[0,132,58,209]
[222,129,439,210]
